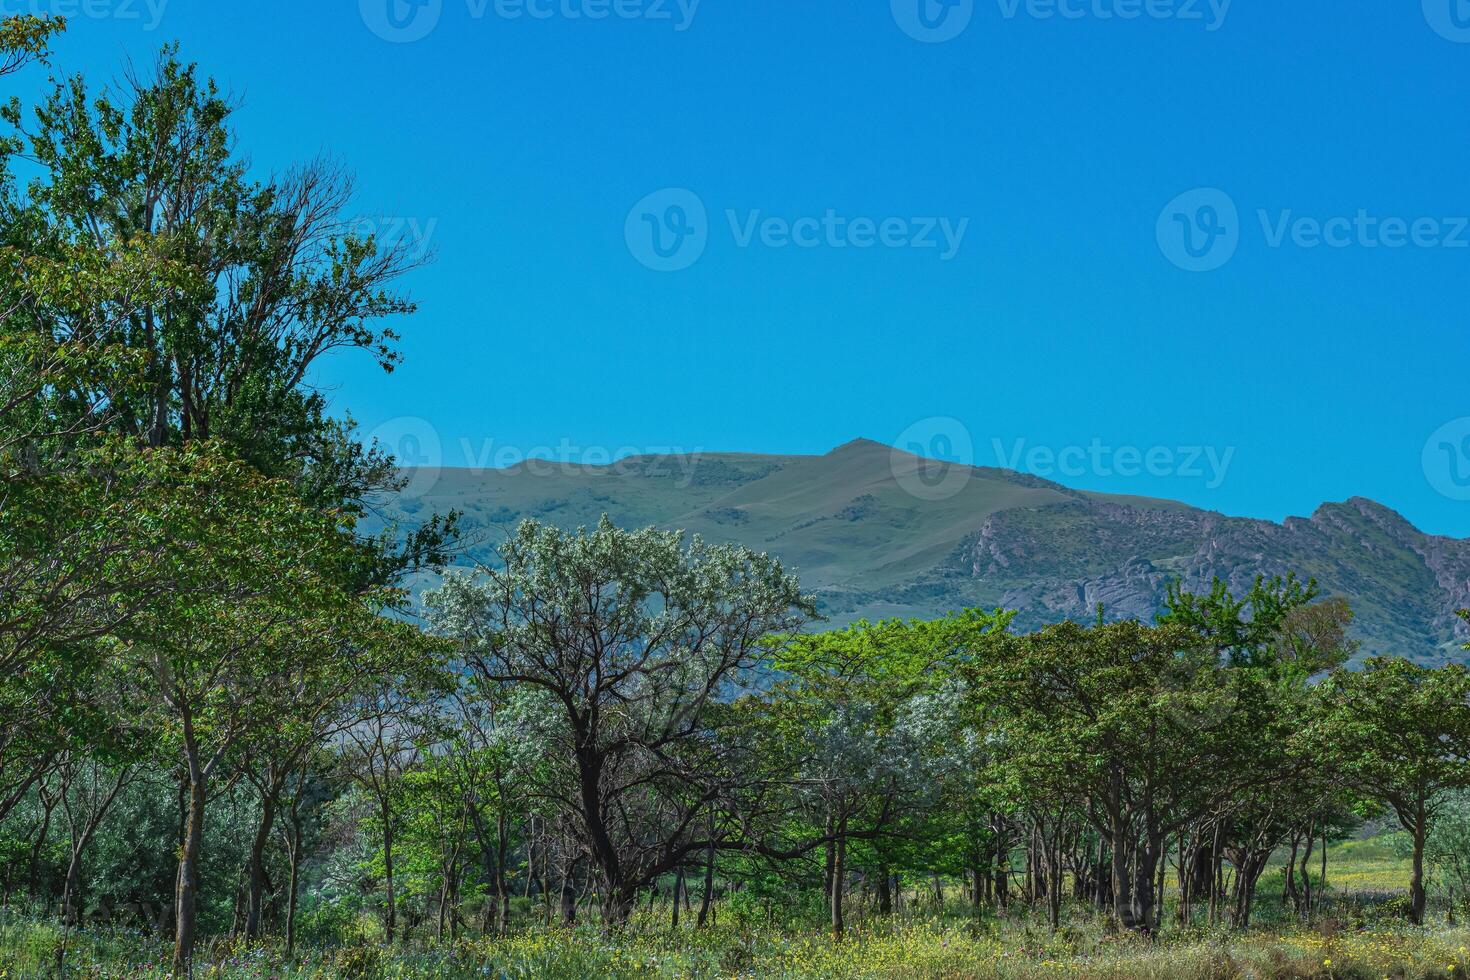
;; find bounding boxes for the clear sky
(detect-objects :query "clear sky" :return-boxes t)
[13,0,1470,535]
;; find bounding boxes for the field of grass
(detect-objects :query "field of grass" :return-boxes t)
[2,839,1463,980]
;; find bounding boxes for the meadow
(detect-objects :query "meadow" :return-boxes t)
[5,840,1469,980]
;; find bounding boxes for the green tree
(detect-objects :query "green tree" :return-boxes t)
[99,444,402,973]
[428,517,812,925]
[973,619,1248,933]
[1316,658,1470,924]
[0,14,63,78]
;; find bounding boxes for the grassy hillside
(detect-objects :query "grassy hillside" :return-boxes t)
[379,439,1470,663]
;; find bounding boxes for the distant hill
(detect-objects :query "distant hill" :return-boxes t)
[384,438,1470,664]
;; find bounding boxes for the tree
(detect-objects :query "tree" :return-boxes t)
[2,44,455,577]
[973,619,1246,932]
[774,611,1007,937]
[338,668,445,945]
[0,14,63,78]
[100,444,401,973]
[428,517,812,925]
[1316,658,1470,923]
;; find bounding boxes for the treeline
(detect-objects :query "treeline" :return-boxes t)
[6,21,1470,980]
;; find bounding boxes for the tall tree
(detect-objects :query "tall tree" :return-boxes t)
[429,517,813,924]
[1316,658,1470,924]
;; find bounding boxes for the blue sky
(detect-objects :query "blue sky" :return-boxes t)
[15,0,1470,534]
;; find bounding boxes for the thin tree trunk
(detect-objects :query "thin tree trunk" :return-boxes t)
[830,815,847,941]
[172,747,207,977]
[696,838,716,928]
[244,793,277,940]
[284,817,302,958]
[1410,813,1427,925]
[381,804,397,944]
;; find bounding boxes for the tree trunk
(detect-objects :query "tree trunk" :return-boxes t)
[830,816,847,941]
[878,864,893,915]
[696,839,715,928]
[1410,814,1428,925]
[61,850,84,926]
[560,860,578,926]
[995,837,1010,909]
[1299,823,1315,918]
[172,758,207,977]
[823,811,836,902]
[381,807,397,944]
[244,794,276,940]
[486,807,504,933]
[603,887,636,927]
[1109,810,1133,930]
[285,818,302,958]
[1282,835,1299,911]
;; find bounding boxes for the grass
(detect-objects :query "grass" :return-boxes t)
[2,839,1463,979]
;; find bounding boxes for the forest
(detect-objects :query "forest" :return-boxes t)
[7,16,1470,980]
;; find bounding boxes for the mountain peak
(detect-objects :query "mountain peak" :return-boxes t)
[1308,497,1422,536]
[827,437,888,456]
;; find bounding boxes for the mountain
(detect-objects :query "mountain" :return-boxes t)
[387,438,1470,664]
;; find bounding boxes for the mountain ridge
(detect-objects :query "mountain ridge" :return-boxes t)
[388,439,1470,664]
